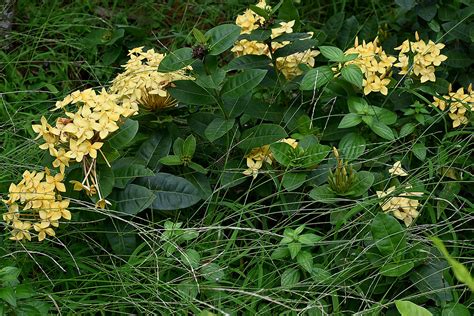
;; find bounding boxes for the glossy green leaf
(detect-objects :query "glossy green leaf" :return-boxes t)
[204,118,235,142]
[137,173,201,210]
[205,24,242,55]
[338,113,362,128]
[112,158,154,188]
[158,47,194,72]
[221,69,267,98]
[369,120,395,140]
[371,213,406,256]
[239,124,287,152]
[112,184,155,215]
[346,171,374,197]
[225,54,272,71]
[282,173,306,191]
[136,131,172,171]
[107,119,139,149]
[341,64,363,88]
[168,80,215,105]
[300,66,334,90]
[319,46,345,62]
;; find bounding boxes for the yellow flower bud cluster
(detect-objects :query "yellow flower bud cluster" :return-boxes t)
[344,37,397,95]
[432,84,473,128]
[243,138,298,178]
[110,46,192,111]
[377,161,423,226]
[2,168,71,241]
[232,2,319,80]
[394,32,447,83]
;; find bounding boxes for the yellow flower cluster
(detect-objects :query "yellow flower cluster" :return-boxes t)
[232,1,319,80]
[344,37,396,95]
[243,138,298,178]
[2,168,71,241]
[394,32,447,83]
[376,186,423,226]
[33,88,137,173]
[377,161,423,226]
[110,46,192,111]
[432,84,473,128]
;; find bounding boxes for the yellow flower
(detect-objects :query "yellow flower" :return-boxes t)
[271,20,295,39]
[45,168,66,192]
[243,158,263,179]
[389,161,408,177]
[9,220,32,241]
[52,148,70,174]
[33,221,56,241]
[376,186,423,226]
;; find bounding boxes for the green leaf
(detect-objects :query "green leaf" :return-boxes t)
[0,288,16,307]
[106,221,137,255]
[338,113,362,128]
[288,242,301,259]
[188,162,207,174]
[270,142,294,166]
[205,24,242,55]
[319,46,345,62]
[14,284,35,299]
[371,213,406,256]
[184,173,212,199]
[271,247,290,260]
[183,135,196,157]
[201,263,225,282]
[281,268,300,287]
[400,123,416,138]
[339,133,366,161]
[441,303,471,316]
[273,39,317,58]
[346,171,374,197]
[112,184,155,215]
[373,107,397,125]
[297,251,313,273]
[168,80,215,105]
[299,143,331,167]
[221,69,267,98]
[341,64,363,88]
[309,185,337,204]
[282,173,306,191]
[348,96,368,114]
[431,237,474,291]
[278,0,300,30]
[412,143,427,161]
[225,54,272,71]
[159,155,183,166]
[379,261,414,277]
[204,118,235,142]
[222,94,251,118]
[137,173,201,210]
[410,260,453,305]
[298,233,322,246]
[136,131,172,171]
[107,119,139,149]
[394,0,416,10]
[238,124,287,152]
[158,47,194,72]
[181,249,201,269]
[369,120,395,140]
[444,49,473,68]
[192,27,207,44]
[300,66,334,90]
[0,267,20,283]
[97,166,114,198]
[195,69,226,90]
[112,158,154,188]
[250,5,270,20]
[395,301,432,316]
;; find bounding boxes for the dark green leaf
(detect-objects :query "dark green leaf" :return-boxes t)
[225,54,272,71]
[222,94,251,118]
[288,242,301,259]
[273,39,317,58]
[239,124,287,152]
[0,288,16,307]
[106,221,137,255]
[309,185,337,204]
[270,142,294,166]
[371,213,406,256]
[297,251,313,273]
[204,118,235,142]
[158,47,194,72]
[400,123,416,138]
[205,24,242,55]
[338,113,362,128]
[341,64,363,88]
[183,135,196,157]
[221,69,267,98]
[278,0,300,30]
[299,143,331,167]
[339,133,366,160]
[441,303,471,316]
[281,268,300,287]
[395,0,416,10]
[112,158,154,188]
[168,80,216,105]
[137,173,201,210]
[201,263,225,282]
[136,131,172,171]
[346,171,374,197]
[107,119,139,150]
[271,247,290,259]
[112,184,155,215]
[282,173,306,191]
[300,66,334,90]
[181,249,201,269]
[412,143,427,161]
[369,120,395,140]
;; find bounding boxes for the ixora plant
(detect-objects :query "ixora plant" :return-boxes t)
[2,0,473,314]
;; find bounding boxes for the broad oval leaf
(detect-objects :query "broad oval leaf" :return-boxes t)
[136,131,172,171]
[112,184,156,215]
[225,54,272,71]
[371,213,406,256]
[274,39,317,58]
[395,300,432,316]
[370,120,395,140]
[137,172,201,210]
[205,24,241,55]
[238,124,287,152]
[168,80,215,105]
[112,158,154,189]
[319,46,345,62]
[300,66,334,90]
[204,118,235,142]
[270,142,294,166]
[158,47,194,72]
[281,268,301,287]
[107,119,139,149]
[341,64,363,88]
[346,171,374,197]
[221,69,267,98]
[339,133,366,161]
[338,113,362,128]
